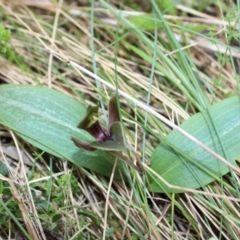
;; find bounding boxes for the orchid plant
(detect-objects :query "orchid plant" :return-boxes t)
[72,95,142,172]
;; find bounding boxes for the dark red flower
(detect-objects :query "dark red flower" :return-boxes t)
[72,95,126,151]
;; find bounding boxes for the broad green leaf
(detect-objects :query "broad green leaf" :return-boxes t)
[148,96,240,193]
[0,84,123,177]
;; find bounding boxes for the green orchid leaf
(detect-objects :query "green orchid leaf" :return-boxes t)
[148,96,240,193]
[0,84,124,177]
[91,122,126,151]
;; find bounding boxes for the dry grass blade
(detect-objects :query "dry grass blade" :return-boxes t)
[9,181,40,240]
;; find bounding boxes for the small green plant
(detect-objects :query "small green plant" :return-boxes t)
[0,24,28,71]
[0,24,10,54]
